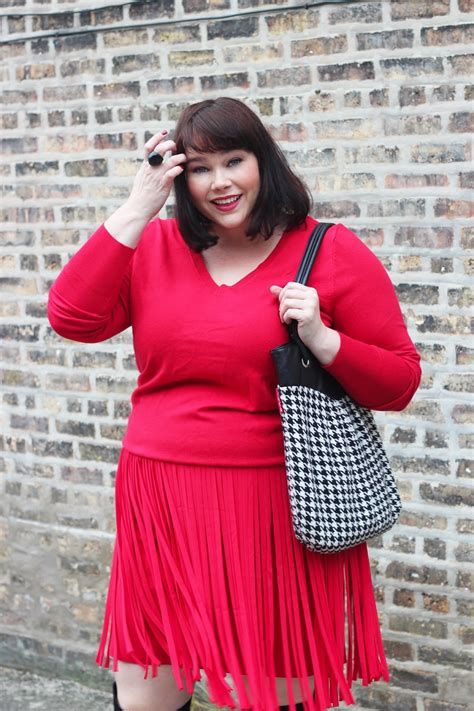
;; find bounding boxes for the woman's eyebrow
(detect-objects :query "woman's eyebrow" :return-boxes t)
[186,149,244,165]
[185,152,211,164]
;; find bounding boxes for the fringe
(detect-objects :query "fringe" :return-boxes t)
[96,448,389,711]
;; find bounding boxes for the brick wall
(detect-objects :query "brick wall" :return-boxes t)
[0,0,472,708]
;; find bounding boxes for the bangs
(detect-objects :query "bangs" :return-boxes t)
[175,100,257,155]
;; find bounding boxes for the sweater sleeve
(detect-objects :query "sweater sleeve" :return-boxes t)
[321,224,421,411]
[47,224,136,343]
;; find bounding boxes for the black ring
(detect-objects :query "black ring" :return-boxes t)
[148,150,163,167]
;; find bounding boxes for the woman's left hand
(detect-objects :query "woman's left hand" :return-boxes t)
[270,282,326,345]
[270,282,341,365]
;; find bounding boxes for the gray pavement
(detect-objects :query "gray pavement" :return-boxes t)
[0,665,110,711]
[0,666,213,710]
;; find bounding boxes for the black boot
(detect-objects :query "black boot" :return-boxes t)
[113,682,122,710]
[113,681,193,710]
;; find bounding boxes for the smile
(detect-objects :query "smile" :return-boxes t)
[211,195,242,212]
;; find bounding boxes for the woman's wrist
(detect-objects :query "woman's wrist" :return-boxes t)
[104,202,151,249]
[309,326,341,366]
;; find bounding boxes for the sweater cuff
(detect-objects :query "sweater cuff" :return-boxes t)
[322,332,420,410]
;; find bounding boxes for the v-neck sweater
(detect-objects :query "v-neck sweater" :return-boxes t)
[48,217,421,466]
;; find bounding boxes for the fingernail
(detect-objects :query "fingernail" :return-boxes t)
[161,129,168,135]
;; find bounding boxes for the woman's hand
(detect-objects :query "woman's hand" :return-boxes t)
[270,282,341,365]
[104,131,187,248]
[125,130,187,222]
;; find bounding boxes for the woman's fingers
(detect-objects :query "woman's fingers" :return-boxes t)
[144,129,168,150]
[156,151,186,172]
[143,131,181,163]
[271,283,319,325]
[274,282,317,302]
[161,163,185,183]
[279,287,318,312]
[272,282,320,327]
[282,308,306,324]
[146,145,187,172]
[126,136,186,220]
[281,302,313,319]
[281,298,310,309]
[273,283,328,348]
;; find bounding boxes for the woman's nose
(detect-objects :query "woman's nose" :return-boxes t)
[211,169,232,190]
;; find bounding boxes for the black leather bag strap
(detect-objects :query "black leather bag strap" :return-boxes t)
[288,222,334,352]
[295,221,334,285]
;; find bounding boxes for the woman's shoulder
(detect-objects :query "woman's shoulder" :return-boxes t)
[290,218,360,248]
[300,219,388,294]
[136,217,186,254]
[140,216,181,240]
[313,221,383,265]
[289,218,358,261]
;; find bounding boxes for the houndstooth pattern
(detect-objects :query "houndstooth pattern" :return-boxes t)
[278,385,402,554]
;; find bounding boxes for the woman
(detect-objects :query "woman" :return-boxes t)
[48,98,421,711]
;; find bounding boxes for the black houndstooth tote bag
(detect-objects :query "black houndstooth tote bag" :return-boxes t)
[271,222,402,554]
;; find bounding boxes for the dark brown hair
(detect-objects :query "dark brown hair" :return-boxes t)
[173,97,311,252]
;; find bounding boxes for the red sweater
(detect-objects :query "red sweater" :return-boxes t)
[48,217,421,466]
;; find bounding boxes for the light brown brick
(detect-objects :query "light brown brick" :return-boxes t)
[0,278,37,295]
[93,82,140,100]
[152,26,201,44]
[45,136,90,153]
[329,2,382,24]
[43,86,87,102]
[223,44,282,64]
[257,66,311,89]
[385,114,442,135]
[318,61,374,82]
[422,23,474,45]
[267,123,308,142]
[265,10,319,35]
[359,28,415,51]
[386,173,448,188]
[411,143,471,163]
[314,118,378,139]
[447,54,474,76]
[381,57,444,79]
[148,76,195,96]
[112,54,160,74]
[434,199,474,218]
[169,50,215,68]
[16,63,56,81]
[391,0,450,20]
[449,111,474,132]
[185,0,227,11]
[103,29,149,47]
[291,35,347,58]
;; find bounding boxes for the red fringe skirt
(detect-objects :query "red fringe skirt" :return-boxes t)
[96,448,389,710]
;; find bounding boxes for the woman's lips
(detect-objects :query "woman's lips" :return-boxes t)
[210,195,242,212]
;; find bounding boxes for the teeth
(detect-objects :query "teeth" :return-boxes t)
[213,196,240,205]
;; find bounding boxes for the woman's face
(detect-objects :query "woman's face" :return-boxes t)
[184,148,260,238]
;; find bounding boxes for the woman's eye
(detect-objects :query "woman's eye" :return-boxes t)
[228,157,242,167]
[191,166,208,174]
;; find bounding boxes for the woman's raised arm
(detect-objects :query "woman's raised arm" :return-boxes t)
[47,131,187,343]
